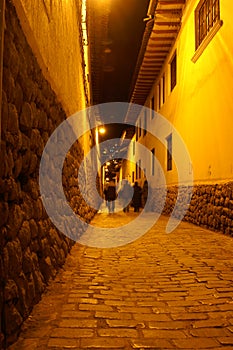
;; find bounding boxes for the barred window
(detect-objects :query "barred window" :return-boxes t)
[195,0,220,49]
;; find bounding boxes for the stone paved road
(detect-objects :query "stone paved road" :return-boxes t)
[8,212,233,350]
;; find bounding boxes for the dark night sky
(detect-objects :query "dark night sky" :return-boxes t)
[102,0,149,103]
[99,0,149,139]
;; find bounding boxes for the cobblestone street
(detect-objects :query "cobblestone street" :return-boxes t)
[8,212,233,350]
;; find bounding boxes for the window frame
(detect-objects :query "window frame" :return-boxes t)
[192,0,223,62]
[195,0,220,50]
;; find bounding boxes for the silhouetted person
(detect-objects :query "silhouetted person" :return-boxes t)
[142,180,149,210]
[105,181,116,213]
[103,186,108,207]
[132,182,142,212]
[119,180,132,212]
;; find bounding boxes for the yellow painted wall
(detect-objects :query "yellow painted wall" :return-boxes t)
[13,0,87,116]
[143,0,233,185]
[124,135,136,185]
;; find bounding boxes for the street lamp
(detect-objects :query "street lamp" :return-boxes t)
[99,126,106,135]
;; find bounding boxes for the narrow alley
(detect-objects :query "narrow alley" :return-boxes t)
[8,212,233,350]
[2,0,233,349]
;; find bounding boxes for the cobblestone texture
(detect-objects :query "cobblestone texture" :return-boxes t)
[7,213,233,349]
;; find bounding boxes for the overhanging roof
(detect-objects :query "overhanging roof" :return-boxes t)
[126,0,186,121]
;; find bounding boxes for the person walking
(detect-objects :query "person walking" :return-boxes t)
[105,180,116,213]
[132,181,142,212]
[119,180,133,213]
[142,180,149,210]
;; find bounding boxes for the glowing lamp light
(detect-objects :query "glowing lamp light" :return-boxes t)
[99,127,106,135]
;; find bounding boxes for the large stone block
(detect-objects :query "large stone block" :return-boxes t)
[37,110,48,130]
[29,219,38,239]
[32,269,45,295]
[3,67,15,102]
[4,303,23,337]
[6,203,24,240]
[15,272,30,317]
[21,193,34,220]
[22,248,34,275]
[13,155,23,178]
[0,202,9,227]
[39,256,56,283]
[5,239,22,278]
[30,128,44,156]
[21,150,31,174]
[14,82,24,114]
[4,279,19,303]
[20,102,33,132]
[7,178,21,203]
[7,103,19,134]
[18,221,31,251]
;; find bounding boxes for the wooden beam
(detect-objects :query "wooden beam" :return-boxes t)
[152,29,178,34]
[150,36,175,41]
[155,9,182,16]
[148,43,171,48]
[142,64,164,68]
[153,21,181,26]
[158,0,185,5]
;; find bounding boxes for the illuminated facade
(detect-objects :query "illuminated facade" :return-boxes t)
[125,0,233,234]
[127,0,233,186]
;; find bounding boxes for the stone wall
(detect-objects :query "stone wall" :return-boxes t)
[151,182,233,236]
[0,2,97,347]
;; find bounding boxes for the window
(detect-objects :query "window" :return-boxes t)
[136,123,139,141]
[136,160,141,180]
[138,160,141,179]
[138,119,141,138]
[143,110,147,136]
[151,148,155,176]
[195,0,220,50]
[158,82,161,110]
[151,96,155,118]
[166,133,172,171]
[162,74,165,104]
[170,52,176,91]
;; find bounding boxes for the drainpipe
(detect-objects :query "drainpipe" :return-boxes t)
[147,0,158,18]
[0,0,5,143]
